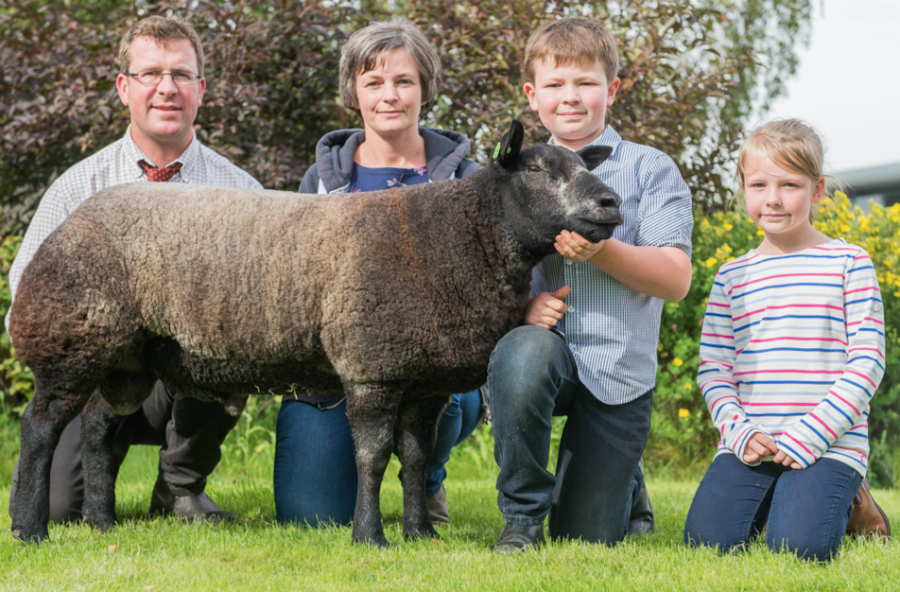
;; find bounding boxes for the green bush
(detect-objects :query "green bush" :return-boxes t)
[651,193,899,486]
[0,235,32,412]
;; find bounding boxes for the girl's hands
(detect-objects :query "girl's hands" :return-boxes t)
[742,432,803,469]
[555,230,606,263]
[743,432,779,463]
[774,449,803,470]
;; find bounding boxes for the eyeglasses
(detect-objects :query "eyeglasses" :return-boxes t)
[125,70,201,86]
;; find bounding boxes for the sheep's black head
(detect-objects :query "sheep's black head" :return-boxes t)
[489,120,623,255]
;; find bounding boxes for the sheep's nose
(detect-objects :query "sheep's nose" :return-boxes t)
[600,194,620,208]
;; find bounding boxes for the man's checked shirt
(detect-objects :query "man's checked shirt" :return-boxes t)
[6,127,261,331]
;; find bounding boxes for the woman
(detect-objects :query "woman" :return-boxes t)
[273,16,483,527]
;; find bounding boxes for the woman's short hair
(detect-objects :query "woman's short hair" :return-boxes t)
[339,16,441,109]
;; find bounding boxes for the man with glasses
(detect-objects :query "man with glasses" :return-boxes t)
[7,16,261,524]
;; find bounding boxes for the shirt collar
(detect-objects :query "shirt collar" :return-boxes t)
[548,125,622,154]
[123,124,200,181]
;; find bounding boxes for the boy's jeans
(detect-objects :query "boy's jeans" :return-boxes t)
[487,325,653,544]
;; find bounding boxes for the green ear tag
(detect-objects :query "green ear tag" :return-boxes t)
[492,144,502,159]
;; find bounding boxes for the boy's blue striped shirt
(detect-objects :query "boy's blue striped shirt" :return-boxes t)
[531,126,693,404]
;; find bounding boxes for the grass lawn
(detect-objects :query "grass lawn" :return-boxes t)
[1,410,898,591]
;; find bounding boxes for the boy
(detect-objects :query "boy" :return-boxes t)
[488,17,693,552]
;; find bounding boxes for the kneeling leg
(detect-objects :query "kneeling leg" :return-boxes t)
[766,459,862,562]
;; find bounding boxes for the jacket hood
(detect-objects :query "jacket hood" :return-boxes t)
[313,127,475,193]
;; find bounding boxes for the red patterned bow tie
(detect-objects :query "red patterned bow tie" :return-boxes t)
[139,160,183,182]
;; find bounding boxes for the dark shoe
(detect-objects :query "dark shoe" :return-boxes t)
[148,476,237,523]
[490,522,545,554]
[846,478,891,539]
[627,460,655,536]
[427,486,451,525]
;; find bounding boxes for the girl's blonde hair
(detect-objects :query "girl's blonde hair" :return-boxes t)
[735,119,838,222]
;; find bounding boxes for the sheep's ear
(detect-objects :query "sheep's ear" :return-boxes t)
[577,145,612,171]
[491,120,525,169]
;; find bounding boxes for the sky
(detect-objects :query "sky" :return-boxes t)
[764,0,900,174]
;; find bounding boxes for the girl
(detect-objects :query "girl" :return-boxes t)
[683,119,887,561]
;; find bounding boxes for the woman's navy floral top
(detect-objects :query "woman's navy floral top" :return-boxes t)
[348,164,428,193]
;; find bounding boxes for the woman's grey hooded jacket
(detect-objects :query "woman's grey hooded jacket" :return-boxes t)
[298,127,480,194]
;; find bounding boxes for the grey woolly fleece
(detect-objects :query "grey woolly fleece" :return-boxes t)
[299,127,480,194]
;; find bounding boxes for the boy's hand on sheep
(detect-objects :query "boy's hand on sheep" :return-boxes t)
[554,230,606,263]
[524,286,571,329]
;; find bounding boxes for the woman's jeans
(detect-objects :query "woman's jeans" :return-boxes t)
[684,453,862,561]
[273,390,482,526]
[488,326,653,544]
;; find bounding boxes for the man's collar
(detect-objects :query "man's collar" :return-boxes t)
[123,125,200,180]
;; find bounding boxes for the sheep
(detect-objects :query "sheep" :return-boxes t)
[8,120,622,546]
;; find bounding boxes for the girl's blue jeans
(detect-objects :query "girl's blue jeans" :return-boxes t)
[273,390,482,526]
[684,453,862,561]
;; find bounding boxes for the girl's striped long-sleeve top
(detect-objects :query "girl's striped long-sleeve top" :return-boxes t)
[697,238,885,476]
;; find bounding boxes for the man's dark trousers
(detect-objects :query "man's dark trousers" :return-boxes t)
[10,381,240,522]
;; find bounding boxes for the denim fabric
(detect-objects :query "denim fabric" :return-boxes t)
[488,325,653,544]
[273,391,482,525]
[425,390,483,496]
[273,399,358,526]
[684,453,862,561]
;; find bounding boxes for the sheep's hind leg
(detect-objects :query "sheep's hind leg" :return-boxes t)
[344,382,404,548]
[395,396,449,540]
[80,393,130,532]
[11,380,93,542]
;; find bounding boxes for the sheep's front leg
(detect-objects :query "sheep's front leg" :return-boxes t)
[395,396,448,540]
[344,382,403,548]
[12,383,90,543]
[80,392,126,532]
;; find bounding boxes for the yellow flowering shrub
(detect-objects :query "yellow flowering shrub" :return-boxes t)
[651,193,899,485]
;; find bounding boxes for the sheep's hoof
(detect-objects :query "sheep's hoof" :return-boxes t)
[403,525,439,541]
[352,532,390,549]
[84,516,117,533]
[11,526,49,544]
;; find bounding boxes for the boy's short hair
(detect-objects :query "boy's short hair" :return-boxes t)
[339,16,441,110]
[117,16,205,78]
[523,17,619,84]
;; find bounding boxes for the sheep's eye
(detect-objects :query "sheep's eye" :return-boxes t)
[527,164,542,173]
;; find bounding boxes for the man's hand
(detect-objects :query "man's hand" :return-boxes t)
[742,432,779,464]
[524,286,571,329]
[774,448,804,470]
[554,230,606,263]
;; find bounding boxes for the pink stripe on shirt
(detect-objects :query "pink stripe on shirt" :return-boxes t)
[732,273,843,291]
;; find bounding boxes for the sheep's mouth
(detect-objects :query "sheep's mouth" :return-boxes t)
[574,216,620,242]
[577,211,624,227]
